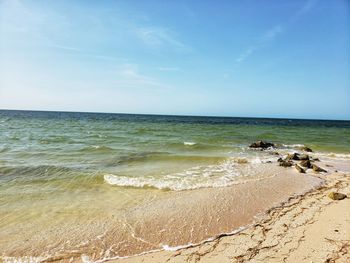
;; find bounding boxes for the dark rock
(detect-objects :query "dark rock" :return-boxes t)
[277,157,283,162]
[312,164,327,173]
[295,164,306,173]
[265,161,272,163]
[312,158,320,162]
[279,160,293,167]
[300,160,312,168]
[286,153,300,161]
[249,140,275,149]
[299,146,313,152]
[299,154,310,160]
[270,151,280,156]
[328,192,347,200]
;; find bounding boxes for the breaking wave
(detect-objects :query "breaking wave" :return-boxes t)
[104,157,278,191]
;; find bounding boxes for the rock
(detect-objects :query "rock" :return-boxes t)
[300,160,312,168]
[295,164,306,173]
[299,146,313,152]
[299,154,310,160]
[277,157,283,162]
[270,151,280,156]
[265,161,272,163]
[279,160,293,167]
[312,164,327,173]
[312,158,320,162]
[249,140,275,149]
[328,192,347,200]
[235,158,248,164]
[286,153,300,161]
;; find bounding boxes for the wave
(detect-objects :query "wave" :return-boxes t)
[111,152,225,166]
[184,141,196,146]
[104,159,240,190]
[315,152,350,160]
[0,164,73,177]
[79,145,114,152]
[104,158,279,191]
[104,172,244,191]
[0,146,10,153]
[281,143,306,148]
[0,165,98,186]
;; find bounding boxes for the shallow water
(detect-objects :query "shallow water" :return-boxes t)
[0,110,349,261]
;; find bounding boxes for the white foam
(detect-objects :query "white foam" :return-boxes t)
[184,141,196,146]
[251,157,263,164]
[104,173,236,191]
[162,243,195,251]
[104,157,280,191]
[2,256,46,263]
[316,152,350,159]
[81,255,94,263]
[282,143,305,148]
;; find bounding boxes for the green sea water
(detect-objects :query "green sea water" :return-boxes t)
[1,110,349,190]
[0,110,349,260]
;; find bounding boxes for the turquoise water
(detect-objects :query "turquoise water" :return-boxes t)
[0,110,349,260]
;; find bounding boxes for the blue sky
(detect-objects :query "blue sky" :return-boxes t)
[0,0,349,120]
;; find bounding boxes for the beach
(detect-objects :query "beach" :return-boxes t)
[115,171,350,263]
[1,111,350,262]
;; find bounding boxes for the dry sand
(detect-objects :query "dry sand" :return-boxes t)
[111,171,350,263]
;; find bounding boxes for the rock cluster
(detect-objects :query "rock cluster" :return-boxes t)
[249,140,275,149]
[248,141,327,174]
[278,152,327,173]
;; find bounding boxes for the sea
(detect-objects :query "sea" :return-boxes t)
[1,110,349,262]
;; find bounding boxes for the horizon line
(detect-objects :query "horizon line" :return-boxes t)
[1,108,349,122]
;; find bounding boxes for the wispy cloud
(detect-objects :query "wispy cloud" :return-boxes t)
[262,25,283,41]
[47,44,127,61]
[235,24,284,64]
[115,64,170,90]
[235,24,283,63]
[235,0,318,65]
[292,0,319,21]
[135,26,190,52]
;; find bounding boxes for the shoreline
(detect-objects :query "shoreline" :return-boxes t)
[1,164,325,262]
[1,152,349,262]
[108,171,350,263]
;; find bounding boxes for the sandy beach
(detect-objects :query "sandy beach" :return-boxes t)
[112,171,350,263]
[1,111,350,262]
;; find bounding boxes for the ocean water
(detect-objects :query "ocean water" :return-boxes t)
[1,110,350,261]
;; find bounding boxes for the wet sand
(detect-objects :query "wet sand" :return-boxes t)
[3,159,349,262]
[1,163,323,262]
[112,171,350,263]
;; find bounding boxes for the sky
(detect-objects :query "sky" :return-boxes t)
[0,0,349,120]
